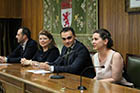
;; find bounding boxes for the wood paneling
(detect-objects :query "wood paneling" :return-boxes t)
[1,0,140,59]
[0,0,43,40]
[99,0,140,58]
[0,0,21,18]
[21,0,43,40]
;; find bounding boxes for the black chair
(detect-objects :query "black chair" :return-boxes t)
[125,54,140,89]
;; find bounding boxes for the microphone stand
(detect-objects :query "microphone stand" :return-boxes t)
[50,73,64,79]
[50,56,65,79]
[78,65,105,90]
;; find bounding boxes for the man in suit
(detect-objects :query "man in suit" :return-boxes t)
[40,27,95,78]
[0,27,38,63]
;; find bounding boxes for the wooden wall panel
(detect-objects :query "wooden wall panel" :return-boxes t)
[99,0,140,58]
[21,0,43,41]
[0,0,43,45]
[128,14,140,54]
[1,0,140,59]
[0,0,21,18]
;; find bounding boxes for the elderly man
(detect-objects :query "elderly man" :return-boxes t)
[0,27,38,63]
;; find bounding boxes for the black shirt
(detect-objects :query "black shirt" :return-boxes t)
[32,46,60,63]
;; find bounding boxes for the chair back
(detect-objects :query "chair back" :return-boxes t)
[126,54,140,89]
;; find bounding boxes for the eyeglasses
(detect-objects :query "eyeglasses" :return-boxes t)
[62,36,72,41]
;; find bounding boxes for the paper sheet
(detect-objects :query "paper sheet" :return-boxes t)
[26,70,51,74]
[0,63,11,66]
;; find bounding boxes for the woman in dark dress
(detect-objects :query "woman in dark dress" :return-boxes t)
[21,30,60,66]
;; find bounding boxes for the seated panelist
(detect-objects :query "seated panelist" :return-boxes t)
[21,30,60,66]
[92,29,133,86]
[38,27,96,78]
[0,27,38,63]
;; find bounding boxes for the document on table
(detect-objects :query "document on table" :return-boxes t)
[0,63,11,66]
[26,70,51,74]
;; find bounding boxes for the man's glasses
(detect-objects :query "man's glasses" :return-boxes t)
[62,36,72,41]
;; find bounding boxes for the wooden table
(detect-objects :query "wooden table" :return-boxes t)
[0,63,139,93]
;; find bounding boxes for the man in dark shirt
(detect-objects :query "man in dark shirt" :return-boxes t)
[0,27,38,63]
[40,27,96,78]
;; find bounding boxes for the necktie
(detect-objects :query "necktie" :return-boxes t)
[65,48,71,65]
[67,48,71,55]
[20,45,24,57]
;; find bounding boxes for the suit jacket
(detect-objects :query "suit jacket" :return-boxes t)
[32,46,60,62]
[50,40,96,78]
[7,39,38,63]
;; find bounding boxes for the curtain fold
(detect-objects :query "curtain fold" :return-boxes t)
[0,18,22,56]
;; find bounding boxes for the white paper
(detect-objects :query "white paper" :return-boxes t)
[26,70,51,74]
[0,63,11,66]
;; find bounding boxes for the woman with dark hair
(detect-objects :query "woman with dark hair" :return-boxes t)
[21,30,60,65]
[92,29,133,86]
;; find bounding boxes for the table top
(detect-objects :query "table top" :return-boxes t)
[0,63,140,93]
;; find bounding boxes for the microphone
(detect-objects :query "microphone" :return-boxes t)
[78,65,105,90]
[50,50,75,79]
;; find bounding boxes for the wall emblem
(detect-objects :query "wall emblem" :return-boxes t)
[61,0,72,27]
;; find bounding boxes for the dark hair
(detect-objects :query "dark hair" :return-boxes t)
[93,28,113,49]
[39,30,56,49]
[19,27,31,39]
[60,27,75,36]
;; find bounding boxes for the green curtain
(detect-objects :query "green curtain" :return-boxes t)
[43,0,98,52]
